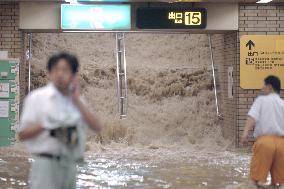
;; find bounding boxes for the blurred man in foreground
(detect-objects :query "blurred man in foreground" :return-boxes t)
[18,52,101,189]
[241,75,284,188]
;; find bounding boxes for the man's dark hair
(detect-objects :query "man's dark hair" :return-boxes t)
[264,75,281,94]
[47,52,79,74]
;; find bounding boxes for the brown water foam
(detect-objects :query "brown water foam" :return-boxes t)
[27,33,231,151]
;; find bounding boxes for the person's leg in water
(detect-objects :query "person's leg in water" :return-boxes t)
[250,136,276,187]
[30,156,77,189]
[30,157,63,189]
[60,158,77,189]
[270,137,284,188]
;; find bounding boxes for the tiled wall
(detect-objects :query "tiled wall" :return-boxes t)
[0,1,26,107]
[237,4,284,146]
[211,33,238,145]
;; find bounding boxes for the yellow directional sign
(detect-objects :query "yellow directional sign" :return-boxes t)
[240,35,284,89]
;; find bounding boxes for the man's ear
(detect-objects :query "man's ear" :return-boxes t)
[268,84,274,92]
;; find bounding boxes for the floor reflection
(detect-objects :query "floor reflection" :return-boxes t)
[0,151,252,189]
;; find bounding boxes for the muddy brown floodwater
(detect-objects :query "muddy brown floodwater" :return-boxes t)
[0,144,262,189]
[1,33,267,189]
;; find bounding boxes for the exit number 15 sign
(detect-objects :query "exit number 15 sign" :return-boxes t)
[136,8,207,29]
[168,11,202,26]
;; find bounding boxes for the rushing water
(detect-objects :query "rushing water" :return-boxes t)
[77,152,250,189]
[0,149,254,189]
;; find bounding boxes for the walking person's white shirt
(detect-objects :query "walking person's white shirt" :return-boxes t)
[18,82,87,189]
[248,93,284,138]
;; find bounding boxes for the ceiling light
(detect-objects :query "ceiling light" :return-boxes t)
[256,0,273,3]
[65,0,79,4]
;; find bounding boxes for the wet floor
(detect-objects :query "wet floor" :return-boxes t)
[77,152,250,189]
[0,149,253,189]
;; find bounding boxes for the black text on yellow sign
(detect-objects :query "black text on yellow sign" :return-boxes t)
[136,8,207,29]
[240,35,284,89]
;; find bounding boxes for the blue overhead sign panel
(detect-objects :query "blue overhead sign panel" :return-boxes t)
[61,4,131,30]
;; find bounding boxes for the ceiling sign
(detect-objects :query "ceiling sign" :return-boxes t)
[61,4,131,30]
[240,35,284,89]
[136,7,207,29]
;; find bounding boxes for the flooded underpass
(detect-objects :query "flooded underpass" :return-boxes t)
[77,150,251,189]
[0,145,253,189]
[0,32,264,189]
[1,1,284,189]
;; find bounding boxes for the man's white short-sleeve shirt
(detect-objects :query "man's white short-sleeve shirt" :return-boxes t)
[248,93,284,138]
[19,83,86,155]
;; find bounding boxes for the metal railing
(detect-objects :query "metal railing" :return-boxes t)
[27,33,32,92]
[208,34,222,119]
[115,33,128,119]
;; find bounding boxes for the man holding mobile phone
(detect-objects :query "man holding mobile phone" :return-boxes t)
[18,52,101,189]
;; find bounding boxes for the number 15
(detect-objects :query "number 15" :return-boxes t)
[185,12,201,26]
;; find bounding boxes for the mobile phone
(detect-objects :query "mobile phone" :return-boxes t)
[69,82,75,94]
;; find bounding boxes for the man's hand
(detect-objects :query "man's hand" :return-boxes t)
[240,116,256,146]
[18,124,45,141]
[70,76,80,104]
[69,76,101,132]
[240,132,249,145]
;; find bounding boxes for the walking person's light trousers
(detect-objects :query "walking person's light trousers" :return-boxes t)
[30,156,77,189]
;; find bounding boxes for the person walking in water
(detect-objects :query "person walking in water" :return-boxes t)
[241,75,284,188]
[18,52,101,189]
